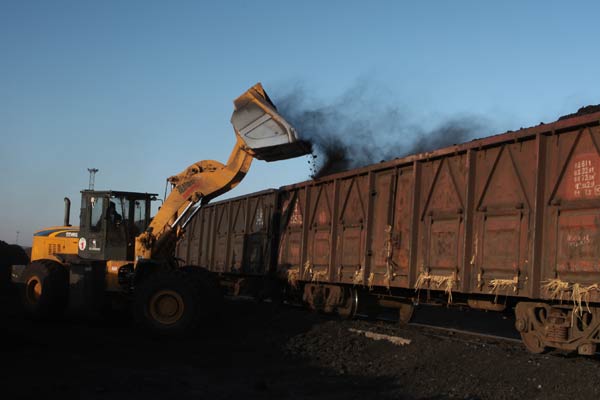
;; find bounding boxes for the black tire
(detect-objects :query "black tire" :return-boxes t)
[182,266,224,321]
[181,266,223,303]
[133,268,222,335]
[21,260,69,319]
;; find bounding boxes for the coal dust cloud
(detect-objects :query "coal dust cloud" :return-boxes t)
[274,81,488,179]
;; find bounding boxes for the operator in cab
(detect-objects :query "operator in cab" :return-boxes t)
[107,201,122,225]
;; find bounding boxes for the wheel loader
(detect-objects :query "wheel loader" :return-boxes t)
[10,83,310,333]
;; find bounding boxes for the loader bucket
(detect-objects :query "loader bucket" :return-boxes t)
[231,83,311,161]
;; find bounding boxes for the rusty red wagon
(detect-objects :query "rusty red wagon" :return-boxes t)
[178,108,600,354]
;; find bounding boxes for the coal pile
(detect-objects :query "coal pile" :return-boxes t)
[285,316,600,400]
[0,241,29,289]
[2,298,600,400]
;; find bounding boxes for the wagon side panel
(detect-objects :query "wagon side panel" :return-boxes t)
[416,154,469,291]
[470,139,538,298]
[542,125,600,302]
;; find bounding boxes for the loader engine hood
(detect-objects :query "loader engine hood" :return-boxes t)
[231,83,311,161]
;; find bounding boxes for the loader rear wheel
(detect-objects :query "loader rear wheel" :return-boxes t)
[134,268,219,334]
[21,260,68,318]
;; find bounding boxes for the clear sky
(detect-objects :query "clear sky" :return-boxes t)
[1,0,599,245]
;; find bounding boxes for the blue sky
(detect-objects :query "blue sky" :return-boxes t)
[1,0,599,245]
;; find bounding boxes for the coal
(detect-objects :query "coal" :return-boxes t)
[0,241,29,289]
[558,104,600,121]
[2,299,600,399]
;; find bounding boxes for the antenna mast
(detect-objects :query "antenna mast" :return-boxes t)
[87,168,99,190]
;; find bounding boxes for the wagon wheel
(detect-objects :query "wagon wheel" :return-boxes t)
[337,288,357,319]
[520,331,547,354]
[515,302,549,354]
[398,303,415,325]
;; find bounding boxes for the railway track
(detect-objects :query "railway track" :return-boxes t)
[407,321,523,346]
[352,302,524,347]
[231,296,600,356]
[356,306,600,356]
[233,296,525,349]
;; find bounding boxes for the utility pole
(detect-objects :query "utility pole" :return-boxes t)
[15,230,19,245]
[87,168,99,190]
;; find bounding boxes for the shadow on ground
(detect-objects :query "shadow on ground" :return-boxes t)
[1,290,407,400]
[3,288,600,400]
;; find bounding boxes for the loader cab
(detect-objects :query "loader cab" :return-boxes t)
[78,190,157,261]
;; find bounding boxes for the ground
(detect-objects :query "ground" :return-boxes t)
[2,289,599,400]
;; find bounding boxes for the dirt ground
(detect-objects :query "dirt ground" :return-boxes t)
[2,289,600,400]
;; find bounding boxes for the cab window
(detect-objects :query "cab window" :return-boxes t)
[109,197,129,226]
[89,197,104,232]
[133,200,147,232]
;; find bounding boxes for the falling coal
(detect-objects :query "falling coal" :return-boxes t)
[274,81,487,179]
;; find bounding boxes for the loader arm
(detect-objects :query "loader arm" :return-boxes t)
[134,82,310,262]
[134,135,253,260]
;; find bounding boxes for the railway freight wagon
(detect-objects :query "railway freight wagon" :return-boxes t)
[177,109,600,355]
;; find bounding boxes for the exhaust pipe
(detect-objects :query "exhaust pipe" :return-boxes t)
[64,197,71,226]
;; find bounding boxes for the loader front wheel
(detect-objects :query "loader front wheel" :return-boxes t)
[149,289,186,325]
[21,260,68,318]
[134,269,212,334]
